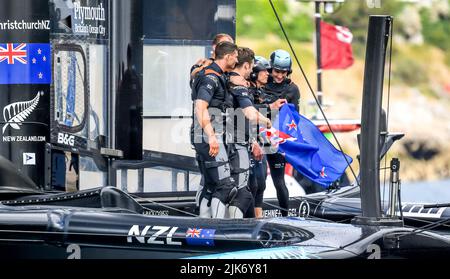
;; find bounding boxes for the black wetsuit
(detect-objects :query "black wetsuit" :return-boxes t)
[248,85,269,208]
[227,75,256,218]
[191,62,235,218]
[263,77,300,216]
[264,77,300,111]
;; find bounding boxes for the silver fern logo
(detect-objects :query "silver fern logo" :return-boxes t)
[2,91,42,134]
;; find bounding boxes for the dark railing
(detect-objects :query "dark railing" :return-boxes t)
[111,150,199,193]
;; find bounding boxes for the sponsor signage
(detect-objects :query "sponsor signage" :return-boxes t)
[3,136,46,143]
[23,153,36,165]
[263,208,299,218]
[0,0,50,42]
[1,91,48,143]
[57,132,75,146]
[50,0,108,38]
[73,1,106,36]
[0,0,50,189]
[2,91,42,132]
[0,20,50,31]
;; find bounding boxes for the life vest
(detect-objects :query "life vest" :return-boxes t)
[191,68,233,112]
[264,78,293,103]
[190,67,234,144]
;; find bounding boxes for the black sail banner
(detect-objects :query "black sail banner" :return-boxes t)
[0,0,50,188]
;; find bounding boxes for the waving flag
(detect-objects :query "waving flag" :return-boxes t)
[321,21,354,70]
[260,104,352,187]
[0,43,51,84]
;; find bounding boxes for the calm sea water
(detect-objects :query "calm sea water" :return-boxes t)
[381,179,450,204]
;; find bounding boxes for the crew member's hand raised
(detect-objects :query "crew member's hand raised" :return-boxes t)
[269,99,287,110]
[229,75,249,87]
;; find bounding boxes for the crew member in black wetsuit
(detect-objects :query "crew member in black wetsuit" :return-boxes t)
[248,56,286,218]
[191,41,239,218]
[190,34,234,214]
[265,49,300,217]
[227,47,273,218]
[229,54,286,218]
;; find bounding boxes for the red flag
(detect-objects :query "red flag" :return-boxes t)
[320,21,354,70]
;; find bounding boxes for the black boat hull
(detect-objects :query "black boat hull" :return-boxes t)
[134,186,450,231]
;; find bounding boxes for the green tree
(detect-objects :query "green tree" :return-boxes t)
[237,0,314,42]
[421,6,450,52]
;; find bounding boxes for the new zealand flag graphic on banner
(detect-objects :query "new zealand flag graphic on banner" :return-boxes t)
[0,43,51,84]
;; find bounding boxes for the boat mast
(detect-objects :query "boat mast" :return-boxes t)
[360,15,390,219]
[352,15,402,226]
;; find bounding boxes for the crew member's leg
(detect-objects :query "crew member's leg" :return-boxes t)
[254,155,267,218]
[267,153,289,217]
[229,188,254,218]
[195,155,214,218]
[228,144,254,218]
[248,157,258,199]
[194,139,234,219]
[195,175,203,208]
[196,176,214,218]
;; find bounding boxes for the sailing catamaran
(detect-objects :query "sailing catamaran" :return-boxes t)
[0,0,449,258]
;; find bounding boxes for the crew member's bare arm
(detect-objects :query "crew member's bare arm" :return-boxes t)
[242,106,272,129]
[229,75,249,87]
[190,59,213,79]
[195,100,219,157]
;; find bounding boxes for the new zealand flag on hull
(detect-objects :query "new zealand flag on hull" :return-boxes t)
[0,43,51,84]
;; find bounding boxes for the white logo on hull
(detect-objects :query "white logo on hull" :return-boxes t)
[127,225,182,246]
[2,92,42,134]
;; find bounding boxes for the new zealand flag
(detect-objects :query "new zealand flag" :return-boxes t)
[0,43,51,84]
[185,228,216,247]
[261,104,353,187]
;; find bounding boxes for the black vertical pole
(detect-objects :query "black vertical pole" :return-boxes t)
[108,0,115,186]
[112,0,143,161]
[357,16,392,221]
[108,1,114,152]
[315,1,323,107]
[108,0,143,185]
